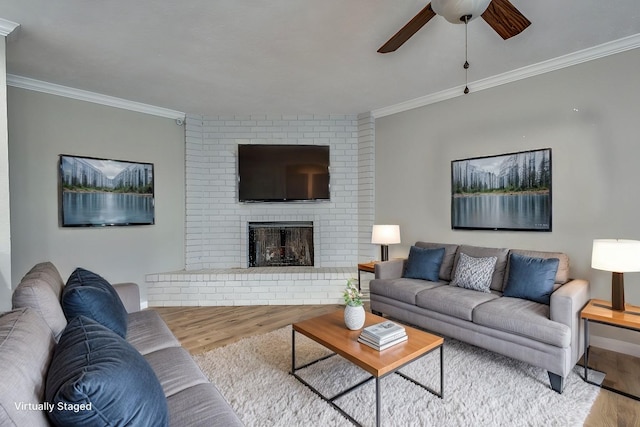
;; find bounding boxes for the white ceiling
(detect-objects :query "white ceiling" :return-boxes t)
[2,1,640,116]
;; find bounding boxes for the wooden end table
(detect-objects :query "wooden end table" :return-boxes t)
[581,298,640,401]
[291,310,444,427]
[357,262,377,291]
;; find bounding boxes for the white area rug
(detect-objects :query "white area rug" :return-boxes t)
[194,326,599,427]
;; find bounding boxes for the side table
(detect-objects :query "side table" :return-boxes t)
[581,298,640,401]
[357,262,377,291]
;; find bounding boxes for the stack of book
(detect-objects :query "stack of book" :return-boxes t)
[358,320,407,351]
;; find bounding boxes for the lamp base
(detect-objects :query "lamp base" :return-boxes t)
[380,245,389,262]
[611,272,625,311]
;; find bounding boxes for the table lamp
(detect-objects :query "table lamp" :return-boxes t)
[371,225,401,261]
[591,239,640,311]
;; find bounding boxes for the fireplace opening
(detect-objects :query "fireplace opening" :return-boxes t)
[248,221,313,267]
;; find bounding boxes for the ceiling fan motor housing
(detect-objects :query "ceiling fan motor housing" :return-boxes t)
[431,0,492,24]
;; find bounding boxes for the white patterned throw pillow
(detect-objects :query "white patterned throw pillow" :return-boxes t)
[451,252,497,293]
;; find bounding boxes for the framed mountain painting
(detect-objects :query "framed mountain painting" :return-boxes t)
[451,148,551,231]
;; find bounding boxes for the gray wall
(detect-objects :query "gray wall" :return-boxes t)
[375,49,640,348]
[7,88,185,305]
[0,40,10,311]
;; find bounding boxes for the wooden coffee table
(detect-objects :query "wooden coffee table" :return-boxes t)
[291,310,444,427]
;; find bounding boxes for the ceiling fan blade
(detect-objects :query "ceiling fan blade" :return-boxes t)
[481,0,531,40]
[377,3,436,53]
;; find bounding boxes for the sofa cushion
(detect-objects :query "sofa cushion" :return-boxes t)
[126,310,181,355]
[450,253,497,293]
[453,245,510,292]
[12,276,67,341]
[24,262,66,297]
[472,297,571,348]
[144,347,209,398]
[503,253,560,305]
[416,285,500,321]
[415,242,459,281]
[403,246,445,282]
[45,316,169,427]
[62,267,128,338]
[0,308,56,427]
[505,249,570,286]
[370,278,444,306]
[167,383,243,427]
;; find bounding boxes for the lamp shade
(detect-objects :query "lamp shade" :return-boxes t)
[591,239,640,273]
[431,0,492,24]
[371,225,401,245]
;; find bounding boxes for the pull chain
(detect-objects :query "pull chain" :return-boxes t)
[463,15,470,94]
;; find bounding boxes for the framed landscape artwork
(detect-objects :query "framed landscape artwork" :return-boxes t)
[451,148,552,231]
[59,154,155,227]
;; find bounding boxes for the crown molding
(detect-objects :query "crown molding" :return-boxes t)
[0,18,20,37]
[372,34,640,119]
[6,75,186,120]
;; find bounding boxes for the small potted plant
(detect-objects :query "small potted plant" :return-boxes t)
[343,278,365,330]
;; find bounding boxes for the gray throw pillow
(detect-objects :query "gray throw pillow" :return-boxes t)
[451,253,497,293]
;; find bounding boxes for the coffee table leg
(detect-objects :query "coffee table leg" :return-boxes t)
[440,344,444,399]
[376,377,381,427]
[291,329,296,374]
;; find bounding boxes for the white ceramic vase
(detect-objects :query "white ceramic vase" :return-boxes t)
[344,304,365,330]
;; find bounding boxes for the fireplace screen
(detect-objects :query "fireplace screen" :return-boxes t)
[248,222,313,267]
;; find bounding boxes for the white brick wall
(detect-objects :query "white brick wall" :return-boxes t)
[358,112,376,262]
[148,113,376,306]
[185,114,363,270]
[146,267,355,306]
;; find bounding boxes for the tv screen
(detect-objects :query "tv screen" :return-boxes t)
[59,154,155,227]
[238,145,330,202]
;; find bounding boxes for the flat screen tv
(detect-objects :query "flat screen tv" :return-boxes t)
[59,154,155,227]
[238,144,330,202]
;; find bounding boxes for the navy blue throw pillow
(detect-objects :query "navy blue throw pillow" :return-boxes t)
[503,253,560,305]
[62,268,128,338]
[45,316,168,427]
[403,246,446,282]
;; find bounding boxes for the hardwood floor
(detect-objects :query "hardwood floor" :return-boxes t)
[153,304,343,355]
[582,347,640,427]
[153,305,640,426]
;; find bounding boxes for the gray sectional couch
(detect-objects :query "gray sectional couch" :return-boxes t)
[0,262,242,426]
[370,242,590,393]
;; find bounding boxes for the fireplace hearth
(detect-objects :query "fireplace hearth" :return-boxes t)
[248,222,314,267]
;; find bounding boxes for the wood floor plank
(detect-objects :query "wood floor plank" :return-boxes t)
[153,305,343,355]
[152,305,640,426]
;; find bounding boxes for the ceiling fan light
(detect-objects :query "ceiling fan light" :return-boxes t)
[431,0,493,24]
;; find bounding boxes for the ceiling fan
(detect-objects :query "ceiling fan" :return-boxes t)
[378,0,531,54]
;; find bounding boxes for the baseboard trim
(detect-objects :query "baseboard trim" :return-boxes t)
[590,335,640,358]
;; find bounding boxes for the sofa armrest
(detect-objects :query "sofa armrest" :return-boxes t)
[549,279,590,364]
[113,282,141,313]
[374,259,405,280]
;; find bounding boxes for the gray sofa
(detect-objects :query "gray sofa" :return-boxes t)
[0,262,243,427]
[370,242,590,393]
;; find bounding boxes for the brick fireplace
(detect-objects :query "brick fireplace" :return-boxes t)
[182,114,370,270]
[248,221,314,267]
[145,113,376,307]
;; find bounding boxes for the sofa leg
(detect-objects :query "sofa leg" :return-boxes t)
[548,372,564,393]
[371,310,383,316]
